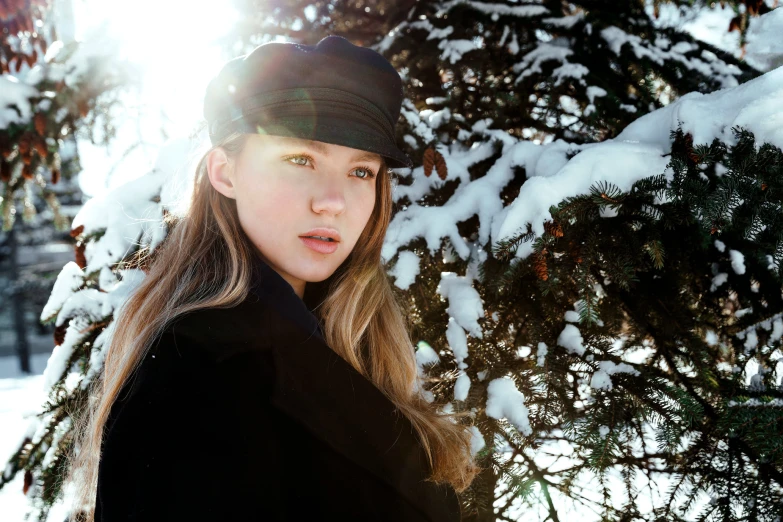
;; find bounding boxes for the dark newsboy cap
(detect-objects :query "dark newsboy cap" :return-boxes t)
[203,35,413,169]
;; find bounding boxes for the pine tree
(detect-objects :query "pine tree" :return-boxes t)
[3,1,781,521]
[0,0,132,231]
[0,0,138,517]
[373,2,782,520]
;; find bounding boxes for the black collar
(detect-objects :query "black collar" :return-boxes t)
[249,250,325,342]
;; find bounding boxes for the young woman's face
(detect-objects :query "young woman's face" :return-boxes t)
[207,133,381,299]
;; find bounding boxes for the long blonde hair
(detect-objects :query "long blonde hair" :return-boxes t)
[64,130,482,520]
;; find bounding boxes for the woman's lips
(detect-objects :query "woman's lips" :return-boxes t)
[300,236,339,254]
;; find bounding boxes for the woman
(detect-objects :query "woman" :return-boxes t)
[65,35,481,521]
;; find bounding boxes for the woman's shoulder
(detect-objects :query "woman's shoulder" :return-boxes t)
[107,318,276,437]
[105,304,461,521]
[113,299,278,409]
[154,296,280,364]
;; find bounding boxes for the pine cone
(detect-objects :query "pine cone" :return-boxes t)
[53,323,67,347]
[746,0,764,16]
[567,240,583,264]
[544,220,563,238]
[32,135,47,157]
[533,249,548,281]
[0,160,10,182]
[23,470,33,495]
[21,163,33,179]
[78,100,90,118]
[728,15,742,32]
[74,242,87,269]
[70,224,84,238]
[18,133,31,156]
[34,112,46,136]
[423,148,435,177]
[51,168,60,184]
[434,150,447,180]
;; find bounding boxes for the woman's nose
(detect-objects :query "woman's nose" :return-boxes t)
[310,175,347,215]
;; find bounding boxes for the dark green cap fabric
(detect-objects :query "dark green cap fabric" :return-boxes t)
[204,35,413,169]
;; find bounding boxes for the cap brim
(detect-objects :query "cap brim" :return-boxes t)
[225,116,413,170]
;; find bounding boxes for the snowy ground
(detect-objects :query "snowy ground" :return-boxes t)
[0,353,72,522]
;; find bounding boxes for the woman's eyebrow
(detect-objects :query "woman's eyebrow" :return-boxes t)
[278,137,381,163]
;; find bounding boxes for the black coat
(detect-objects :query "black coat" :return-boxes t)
[95,254,462,521]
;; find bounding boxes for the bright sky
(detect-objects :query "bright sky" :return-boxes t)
[69,0,241,196]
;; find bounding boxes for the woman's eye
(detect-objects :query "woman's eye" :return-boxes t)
[353,167,377,180]
[287,155,311,167]
[285,155,376,180]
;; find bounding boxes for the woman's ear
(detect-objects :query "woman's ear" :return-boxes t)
[206,147,236,200]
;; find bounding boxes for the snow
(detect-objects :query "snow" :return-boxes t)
[590,360,641,391]
[438,39,481,65]
[536,342,548,367]
[585,85,607,104]
[734,313,783,361]
[744,6,783,70]
[418,106,451,130]
[454,371,471,401]
[728,398,783,407]
[557,323,586,356]
[728,249,746,275]
[590,370,613,390]
[551,60,590,87]
[437,0,549,18]
[710,270,729,292]
[35,132,201,397]
[414,340,440,367]
[485,376,533,436]
[542,12,584,29]
[601,25,743,89]
[41,315,93,393]
[0,360,62,521]
[468,425,486,456]
[385,64,783,269]
[70,168,166,276]
[0,76,38,128]
[507,31,519,55]
[0,22,121,133]
[612,65,783,151]
[388,250,421,290]
[39,262,85,323]
[437,272,485,339]
[513,42,574,84]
